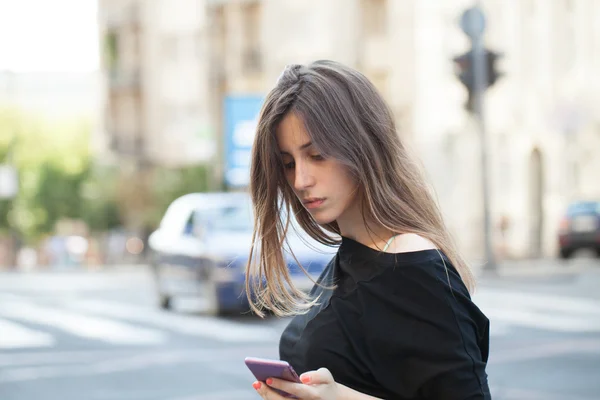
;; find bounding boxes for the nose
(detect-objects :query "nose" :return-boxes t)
[293,160,315,191]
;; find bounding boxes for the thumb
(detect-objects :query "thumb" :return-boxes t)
[300,367,334,385]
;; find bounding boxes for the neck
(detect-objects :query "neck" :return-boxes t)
[336,196,394,251]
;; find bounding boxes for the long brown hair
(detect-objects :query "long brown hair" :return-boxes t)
[246,60,475,317]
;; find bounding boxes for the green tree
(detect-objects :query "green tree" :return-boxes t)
[80,164,121,232]
[149,164,211,226]
[0,106,215,244]
[0,107,122,243]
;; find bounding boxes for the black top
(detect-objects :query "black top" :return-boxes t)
[279,236,491,400]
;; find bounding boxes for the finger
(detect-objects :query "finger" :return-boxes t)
[299,367,334,385]
[266,377,312,398]
[253,381,267,399]
[254,380,286,400]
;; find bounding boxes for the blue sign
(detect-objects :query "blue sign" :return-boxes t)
[224,95,264,187]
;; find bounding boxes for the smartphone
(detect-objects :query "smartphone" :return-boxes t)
[244,357,301,398]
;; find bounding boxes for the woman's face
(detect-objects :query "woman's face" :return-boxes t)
[276,112,359,225]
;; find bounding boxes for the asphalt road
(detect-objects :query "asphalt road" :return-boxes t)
[1,258,599,400]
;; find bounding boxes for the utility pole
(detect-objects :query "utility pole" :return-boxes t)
[458,4,497,272]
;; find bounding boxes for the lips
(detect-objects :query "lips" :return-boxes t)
[303,197,324,204]
[303,198,325,209]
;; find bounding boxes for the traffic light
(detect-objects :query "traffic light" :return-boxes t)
[452,49,503,112]
[485,50,503,87]
[452,52,474,91]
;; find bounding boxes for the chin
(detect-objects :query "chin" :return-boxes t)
[310,211,338,226]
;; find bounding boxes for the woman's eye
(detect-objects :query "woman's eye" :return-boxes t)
[310,154,324,161]
[283,161,295,169]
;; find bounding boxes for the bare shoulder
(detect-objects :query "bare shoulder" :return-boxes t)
[386,233,438,253]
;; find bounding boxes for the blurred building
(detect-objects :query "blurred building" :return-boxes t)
[97,0,600,259]
[97,0,218,232]
[97,0,214,169]
[453,0,600,259]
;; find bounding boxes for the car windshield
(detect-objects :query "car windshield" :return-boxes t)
[196,203,254,233]
[195,203,308,236]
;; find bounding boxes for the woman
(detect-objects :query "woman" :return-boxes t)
[245,60,491,400]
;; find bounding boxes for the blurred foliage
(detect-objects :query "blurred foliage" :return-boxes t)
[0,107,214,244]
[126,164,212,230]
[31,162,89,233]
[107,163,212,234]
[80,164,122,232]
[104,31,119,70]
[0,108,121,243]
[152,164,211,219]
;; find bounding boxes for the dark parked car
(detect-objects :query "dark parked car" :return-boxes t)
[558,200,600,259]
[148,192,336,315]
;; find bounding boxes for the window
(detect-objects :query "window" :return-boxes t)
[183,214,195,236]
[242,2,262,72]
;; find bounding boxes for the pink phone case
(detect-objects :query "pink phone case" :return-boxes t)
[244,357,301,398]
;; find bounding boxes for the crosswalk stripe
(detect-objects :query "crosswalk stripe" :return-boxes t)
[0,347,275,382]
[481,307,600,333]
[0,350,136,367]
[474,288,600,316]
[67,300,280,342]
[0,318,55,349]
[0,301,166,345]
[473,289,600,333]
[2,286,598,350]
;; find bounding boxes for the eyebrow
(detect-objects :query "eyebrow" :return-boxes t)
[280,141,313,155]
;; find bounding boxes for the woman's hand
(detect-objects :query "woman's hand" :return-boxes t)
[253,367,341,400]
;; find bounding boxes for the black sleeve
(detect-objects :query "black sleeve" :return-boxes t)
[358,260,491,399]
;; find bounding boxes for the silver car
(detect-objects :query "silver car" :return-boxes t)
[148,192,336,316]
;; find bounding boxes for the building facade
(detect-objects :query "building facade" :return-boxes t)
[98,0,214,169]
[98,0,600,259]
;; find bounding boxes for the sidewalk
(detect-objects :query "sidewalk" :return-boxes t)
[473,256,598,278]
[3,257,599,279]
[0,263,149,275]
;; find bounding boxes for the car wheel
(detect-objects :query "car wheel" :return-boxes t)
[159,293,172,310]
[149,259,172,311]
[559,248,572,259]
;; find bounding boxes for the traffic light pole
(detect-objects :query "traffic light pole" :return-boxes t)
[468,7,497,272]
